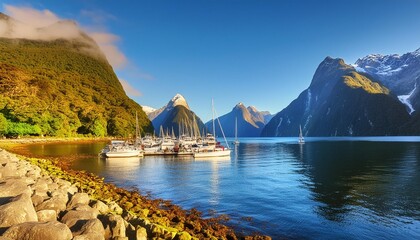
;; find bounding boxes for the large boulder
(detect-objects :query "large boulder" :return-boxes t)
[36,193,69,214]
[0,193,37,228]
[72,218,105,238]
[0,178,31,198]
[91,200,109,214]
[100,214,126,239]
[36,209,57,222]
[2,221,72,240]
[67,193,90,209]
[61,208,99,230]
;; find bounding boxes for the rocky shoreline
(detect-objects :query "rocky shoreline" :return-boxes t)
[0,148,271,240]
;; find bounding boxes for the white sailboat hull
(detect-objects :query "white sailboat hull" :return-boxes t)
[194,149,231,158]
[106,150,143,158]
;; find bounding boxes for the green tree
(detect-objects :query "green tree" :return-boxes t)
[0,113,7,136]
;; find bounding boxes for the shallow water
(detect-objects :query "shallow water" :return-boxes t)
[24,137,420,239]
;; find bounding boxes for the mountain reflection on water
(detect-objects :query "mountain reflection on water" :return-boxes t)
[23,138,420,239]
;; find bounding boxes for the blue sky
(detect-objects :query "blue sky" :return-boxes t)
[1,0,420,121]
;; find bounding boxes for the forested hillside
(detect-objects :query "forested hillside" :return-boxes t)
[0,38,153,137]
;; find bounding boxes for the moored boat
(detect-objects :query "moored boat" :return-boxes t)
[194,99,231,158]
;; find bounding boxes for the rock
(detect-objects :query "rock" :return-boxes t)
[31,194,46,207]
[108,201,123,215]
[135,226,148,240]
[109,214,126,238]
[2,221,72,240]
[0,193,38,228]
[100,213,126,239]
[67,193,90,209]
[0,162,18,178]
[25,166,41,179]
[48,182,59,190]
[0,236,12,240]
[0,178,31,198]
[113,237,129,240]
[73,218,105,237]
[91,200,109,214]
[72,233,104,240]
[37,209,57,222]
[174,231,192,240]
[31,178,50,193]
[61,209,99,229]
[36,194,68,214]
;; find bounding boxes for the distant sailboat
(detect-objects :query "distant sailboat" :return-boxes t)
[194,99,231,158]
[233,117,239,145]
[298,125,305,144]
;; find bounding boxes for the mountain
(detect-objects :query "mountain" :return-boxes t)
[261,57,411,137]
[205,103,272,137]
[147,94,206,136]
[355,48,420,114]
[0,13,153,137]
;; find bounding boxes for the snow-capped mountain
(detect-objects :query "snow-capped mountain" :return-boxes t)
[262,57,411,137]
[354,48,420,114]
[146,94,205,136]
[141,105,156,115]
[205,103,272,137]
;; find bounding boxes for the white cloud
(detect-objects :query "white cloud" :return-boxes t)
[119,78,142,97]
[1,4,146,96]
[2,4,128,70]
[5,5,59,27]
[88,32,128,69]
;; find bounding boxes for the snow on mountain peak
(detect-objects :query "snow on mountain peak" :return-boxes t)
[168,93,189,109]
[247,106,258,113]
[141,105,156,115]
[355,51,410,76]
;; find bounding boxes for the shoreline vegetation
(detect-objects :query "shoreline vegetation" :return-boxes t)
[0,137,271,240]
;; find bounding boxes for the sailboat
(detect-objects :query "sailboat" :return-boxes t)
[194,99,231,158]
[298,125,305,144]
[104,112,143,158]
[233,117,239,145]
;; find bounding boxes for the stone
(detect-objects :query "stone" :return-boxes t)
[73,218,105,237]
[61,209,99,229]
[67,185,79,195]
[135,226,148,240]
[2,221,72,240]
[67,193,90,209]
[37,209,57,222]
[110,214,126,238]
[0,193,38,228]
[48,182,59,191]
[91,199,109,214]
[0,162,18,178]
[31,178,49,192]
[99,213,127,239]
[113,237,129,240]
[72,233,104,240]
[25,166,41,179]
[31,194,46,207]
[174,231,192,240]
[0,178,31,198]
[36,194,68,214]
[108,201,123,215]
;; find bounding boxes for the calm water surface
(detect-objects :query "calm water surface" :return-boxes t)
[24,137,420,239]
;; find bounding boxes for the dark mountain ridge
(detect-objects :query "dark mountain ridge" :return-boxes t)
[261,57,411,137]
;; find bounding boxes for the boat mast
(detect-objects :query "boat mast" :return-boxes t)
[235,117,237,141]
[212,98,215,137]
[135,111,140,140]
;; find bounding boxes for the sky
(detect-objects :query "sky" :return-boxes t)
[1,0,420,122]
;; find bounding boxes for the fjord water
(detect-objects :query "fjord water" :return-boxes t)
[25,137,420,239]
